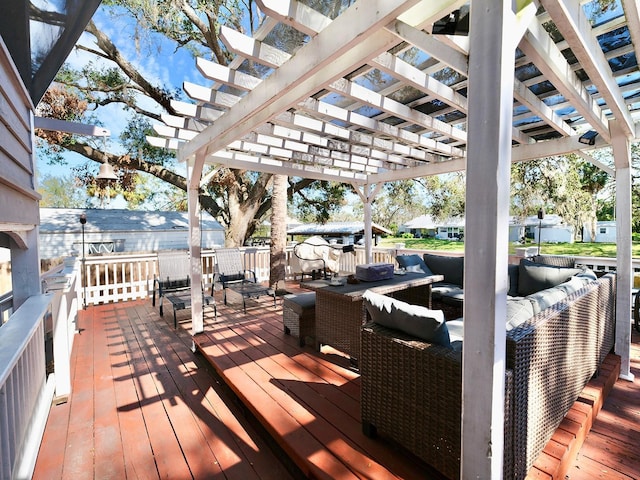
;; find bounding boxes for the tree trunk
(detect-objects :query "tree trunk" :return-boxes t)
[269,175,288,292]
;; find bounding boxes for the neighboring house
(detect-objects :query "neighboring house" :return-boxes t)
[39,208,225,259]
[582,220,617,243]
[287,221,392,246]
[509,214,574,244]
[398,215,464,240]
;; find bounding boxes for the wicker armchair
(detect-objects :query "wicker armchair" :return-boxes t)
[360,273,616,479]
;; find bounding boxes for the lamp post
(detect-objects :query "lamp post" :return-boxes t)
[537,208,544,255]
[79,213,87,309]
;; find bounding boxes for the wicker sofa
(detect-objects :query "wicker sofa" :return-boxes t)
[360,269,616,479]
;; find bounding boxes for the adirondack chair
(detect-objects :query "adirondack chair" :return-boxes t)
[214,248,256,290]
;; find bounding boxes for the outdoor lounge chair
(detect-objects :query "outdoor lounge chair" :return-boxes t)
[215,247,257,289]
[153,250,216,326]
[153,250,191,316]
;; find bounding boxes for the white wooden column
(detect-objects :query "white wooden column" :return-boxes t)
[611,120,634,381]
[187,152,205,335]
[462,1,516,477]
[11,227,42,309]
[354,183,383,264]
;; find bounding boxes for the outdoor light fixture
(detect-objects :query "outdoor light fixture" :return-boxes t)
[578,130,598,146]
[79,213,87,309]
[96,161,117,180]
[537,208,544,255]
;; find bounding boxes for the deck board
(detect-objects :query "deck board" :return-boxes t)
[34,300,294,480]
[194,288,440,480]
[34,283,640,480]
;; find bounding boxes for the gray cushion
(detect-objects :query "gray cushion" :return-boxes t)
[507,263,519,297]
[432,283,462,300]
[446,319,464,352]
[363,290,450,347]
[576,268,597,282]
[505,299,534,331]
[396,254,433,275]
[423,253,464,287]
[283,292,316,311]
[526,286,568,315]
[517,259,583,296]
[556,276,589,297]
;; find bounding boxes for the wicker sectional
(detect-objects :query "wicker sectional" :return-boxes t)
[360,273,616,480]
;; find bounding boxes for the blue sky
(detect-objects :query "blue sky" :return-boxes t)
[36,3,207,187]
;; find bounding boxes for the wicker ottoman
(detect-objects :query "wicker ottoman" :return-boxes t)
[283,292,316,347]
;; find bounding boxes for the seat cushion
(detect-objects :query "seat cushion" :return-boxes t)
[431,283,463,301]
[423,253,464,287]
[517,259,583,296]
[283,292,316,314]
[363,290,450,347]
[396,254,433,275]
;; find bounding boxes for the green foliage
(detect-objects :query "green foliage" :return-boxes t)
[37,174,89,208]
[292,180,348,223]
[379,237,640,258]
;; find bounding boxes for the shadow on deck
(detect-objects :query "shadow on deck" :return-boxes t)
[34,281,640,479]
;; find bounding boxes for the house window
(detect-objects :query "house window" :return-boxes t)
[599,227,607,235]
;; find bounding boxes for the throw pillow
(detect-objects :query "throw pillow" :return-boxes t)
[517,258,583,296]
[396,254,433,275]
[363,290,450,347]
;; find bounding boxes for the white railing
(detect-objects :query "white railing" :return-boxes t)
[46,247,640,308]
[41,261,81,402]
[0,294,55,480]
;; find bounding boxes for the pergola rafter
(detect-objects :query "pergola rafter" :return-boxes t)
[147,3,640,476]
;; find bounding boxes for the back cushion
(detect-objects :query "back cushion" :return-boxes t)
[517,258,583,296]
[423,253,464,287]
[363,290,450,347]
[507,263,519,297]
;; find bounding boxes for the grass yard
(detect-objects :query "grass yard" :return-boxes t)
[378,237,640,258]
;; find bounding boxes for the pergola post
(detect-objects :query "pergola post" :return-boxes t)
[462,1,516,477]
[188,153,205,335]
[354,183,383,264]
[611,120,634,381]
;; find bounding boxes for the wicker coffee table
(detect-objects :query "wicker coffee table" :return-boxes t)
[301,272,443,367]
[224,283,276,313]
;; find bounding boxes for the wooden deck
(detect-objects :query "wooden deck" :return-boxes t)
[34,283,640,479]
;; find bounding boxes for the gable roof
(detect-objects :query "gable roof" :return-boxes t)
[39,208,224,234]
[287,221,392,237]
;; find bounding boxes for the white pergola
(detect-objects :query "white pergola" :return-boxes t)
[148,1,640,477]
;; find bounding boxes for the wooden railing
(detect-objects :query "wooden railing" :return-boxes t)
[0,294,54,480]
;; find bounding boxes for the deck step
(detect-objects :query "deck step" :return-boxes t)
[526,353,621,479]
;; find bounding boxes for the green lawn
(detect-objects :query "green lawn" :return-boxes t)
[378,237,640,258]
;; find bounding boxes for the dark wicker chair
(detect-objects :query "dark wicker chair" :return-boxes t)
[360,273,616,479]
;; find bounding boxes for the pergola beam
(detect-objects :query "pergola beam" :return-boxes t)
[541,0,635,138]
[520,16,611,141]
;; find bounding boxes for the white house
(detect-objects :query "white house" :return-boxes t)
[582,220,617,243]
[509,214,574,244]
[399,215,465,240]
[39,208,225,259]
